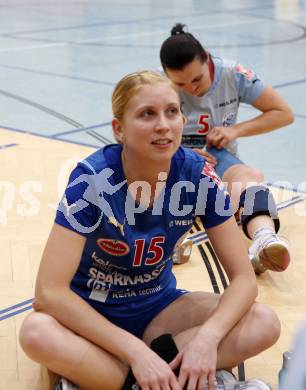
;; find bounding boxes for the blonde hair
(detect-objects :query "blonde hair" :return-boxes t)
[112,70,177,121]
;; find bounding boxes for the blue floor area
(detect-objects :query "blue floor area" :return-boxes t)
[0,0,305,186]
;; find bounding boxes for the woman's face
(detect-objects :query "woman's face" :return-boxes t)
[165,58,211,97]
[113,82,185,164]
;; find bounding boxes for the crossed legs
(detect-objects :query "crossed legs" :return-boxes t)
[143,292,280,369]
[19,292,280,389]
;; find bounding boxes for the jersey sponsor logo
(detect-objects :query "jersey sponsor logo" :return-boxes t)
[112,288,137,299]
[111,284,162,299]
[169,219,193,228]
[202,162,222,186]
[181,134,206,148]
[97,238,130,256]
[235,64,255,81]
[91,251,127,271]
[222,112,235,127]
[217,98,238,108]
[87,263,166,288]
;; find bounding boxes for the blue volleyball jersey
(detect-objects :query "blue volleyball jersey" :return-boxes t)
[55,145,232,316]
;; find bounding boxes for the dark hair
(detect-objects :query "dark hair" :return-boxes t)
[160,23,207,71]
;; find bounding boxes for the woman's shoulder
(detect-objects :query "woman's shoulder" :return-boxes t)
[174,146,205,162]
[211,56,239,86]
[173,147,206,179]
[77,144,122,174]
[212,55,236,70]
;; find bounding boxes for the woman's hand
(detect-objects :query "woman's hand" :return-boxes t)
[206,126,239,149]
[169,334,218,390]
[130,347,181,390]
[193,148,217,167]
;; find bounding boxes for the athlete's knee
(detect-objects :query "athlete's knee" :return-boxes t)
[249,303,281,348]
[19,312,57,357]
[245,167,264,183]
[225,165,264,185]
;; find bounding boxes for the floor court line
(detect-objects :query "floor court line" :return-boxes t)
[0,4,269,38]
[0,298,34,315]
[0,60,303,92]
[273,79,306,89]
[0,305,34,322]
[0,89,83,127]
[53,122,111,137]
[0,125,99,149]
[0,16,271,54]
[268,182,306,195]
[0,143,18,150]
[0,63,115,86]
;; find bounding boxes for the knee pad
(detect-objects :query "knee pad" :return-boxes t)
[239,185,280,239]
[121,334,179,389]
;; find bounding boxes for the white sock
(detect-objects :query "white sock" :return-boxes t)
[252,226,275,241]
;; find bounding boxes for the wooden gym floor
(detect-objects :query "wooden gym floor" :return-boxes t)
[1,1,306,389]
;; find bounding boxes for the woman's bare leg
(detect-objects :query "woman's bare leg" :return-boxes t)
[19,312,129,390]
[143,291,280,369]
